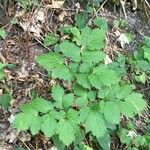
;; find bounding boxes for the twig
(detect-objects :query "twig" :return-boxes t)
[17,136,31,150]
[90,0,108,20]
[32,36,51,51]
[120,0,127,19]
[137,87,150,92]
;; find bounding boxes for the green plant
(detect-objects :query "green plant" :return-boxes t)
[13,17,147,149]
[0,28,7,39]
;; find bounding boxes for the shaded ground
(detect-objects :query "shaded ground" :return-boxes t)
[0,0,150,149]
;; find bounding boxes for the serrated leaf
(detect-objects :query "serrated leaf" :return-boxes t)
[30,115,41,135]
[79,106,90,123]
[79,63,92,73]
[97,132,110,150]
[35,52,63,71]
[85,109,107,138]
[116,85,133,99]
[89,65,120,89]
[75,95,88,107]
[44,33,58,46]
[98,84,119,100]
[52,85,64,108]
[103,101,120,124]
[62,94,74,108]
[59,40,81,62]
[30,97,53,113]
[77,27,105,50]
[52,64,73,81]
[93,17,108,30]
[41,113,57,137]
[52,85,64,100]
[75,12,87,29]
[69,62,79,73]
[120,101,135,117]
[76,74,91,89]
[121,93,147,117]
[52,135,65,150]
[66,109,80,124]
[56,119,76,145]
[73,84,88,97]
[0,93,11,109]
[82,50,105,64]
[20,104,38,115]
[13,113,33,130]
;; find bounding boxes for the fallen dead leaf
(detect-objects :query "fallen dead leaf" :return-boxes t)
[104,54,112,65]
[46,0,64,9]
[58,11,66,22]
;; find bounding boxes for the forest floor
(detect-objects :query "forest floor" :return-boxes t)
[0,0,150,150]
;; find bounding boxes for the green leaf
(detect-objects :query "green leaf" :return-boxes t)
[89,65,120,89]
[52,64,73,81]
[35,52,63,71]
[75,95,88,107]
[52,85,64,101]
[41,113,57,137]
[103,101,120,124]
[77,27,105,50]
[62,94,74,108]
[93,17,108,31]
[76,74,91,89]
[135,60,150,71]
[59,40,81,62]
[30,97,53,113]
[79,106,90,123]
[0,63,5,79]
[0,62,5,69]
[13,113,33,130]
[52,135,65,150]
[56,119,76,145]
[66,109,80,124]
[144,36,150,47]
[43,33,58,46]
[69,62,79,73]
[75,12,87,29]
[85,109,107,138]
[82,50,105,64]
[79,63,92,73]
[97,132,110,150]
[73,84,88,97]
[121,93,147,117]
[20,104,38,115]
[0,28,7,39]
[98,85,119,100]
[0,93,11,109]
[52,85,64,108]
[30,115,41,135]
[116,84,133,99]
[143,45,150,62]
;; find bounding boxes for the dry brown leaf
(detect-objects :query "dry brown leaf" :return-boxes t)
[58,11,66,22]
[46,0,64,9]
